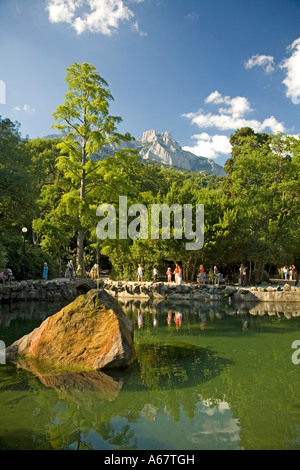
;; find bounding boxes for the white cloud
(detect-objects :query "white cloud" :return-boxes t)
[183,109,285,134]
[46,0,140,35]
[205,91,253,117]
[245,54,275,74]
[46,0,79,23]
[183,133,232,159]
[182,91,286,159]
[183,91,285,134]
[184,12,199,21]
[13,104,36,113]
[280,37,300,104]
[131,20,147,36]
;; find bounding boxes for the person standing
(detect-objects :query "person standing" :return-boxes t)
[42,262,48,280]
[137,264,143,283]
[198,265,205,284]
[178,266,183,285]
[239,264,247,287]
[174,264,179,285]
[68,260,74,279]
[153,266,158,282]
[76,264,82,278]
[214,268,221,285]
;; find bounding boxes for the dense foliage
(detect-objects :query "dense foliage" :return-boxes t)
[0,64,299,283]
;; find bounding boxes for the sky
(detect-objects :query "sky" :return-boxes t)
[0,0,299,167]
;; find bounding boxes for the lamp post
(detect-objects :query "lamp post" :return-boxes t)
[22,227,27,279]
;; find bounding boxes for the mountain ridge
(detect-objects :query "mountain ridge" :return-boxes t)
[43,129,225,176]
[136,129,225,175]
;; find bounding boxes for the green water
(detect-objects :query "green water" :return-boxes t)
[0,298,300,450]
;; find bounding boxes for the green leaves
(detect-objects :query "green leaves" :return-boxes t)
[50,62,136,269]
[222,129,300,277]
[52,62,129,162]
[0,117,34,234]
[2,67,299,284]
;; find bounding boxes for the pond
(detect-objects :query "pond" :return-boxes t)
[0,297,300,450]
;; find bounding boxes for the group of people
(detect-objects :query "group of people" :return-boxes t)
[64,261,100,280]
[13,258,299,286]
[278,265,296,281]
[137,263,224,285]
[41,260,97,281]
[166,264,183,285]
[198,265,222,285]
[199,263,248,286]
[137,264,183,284]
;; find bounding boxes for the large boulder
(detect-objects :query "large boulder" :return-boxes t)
[6,289,135,371]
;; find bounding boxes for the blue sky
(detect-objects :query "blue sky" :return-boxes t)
[0,0,299,166]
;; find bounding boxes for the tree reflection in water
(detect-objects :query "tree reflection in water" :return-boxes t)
[1,298,300,449]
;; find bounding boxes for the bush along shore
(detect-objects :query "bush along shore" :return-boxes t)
[1,278,300,304]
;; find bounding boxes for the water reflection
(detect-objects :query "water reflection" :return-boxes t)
[0,348,235,450]
[0,298,300,450]
[136,342,232,390]
[121,296,300,317]
[118,297,300,333]
[137,310,143,328]
[7,355,126,400]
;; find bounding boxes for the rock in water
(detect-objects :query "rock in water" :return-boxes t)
[6,289,135,371]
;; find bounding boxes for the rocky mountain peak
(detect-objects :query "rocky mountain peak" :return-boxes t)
[142,130,178,148]
[137,130,225,176]
[141,129,157,142]
[45,129,225,176]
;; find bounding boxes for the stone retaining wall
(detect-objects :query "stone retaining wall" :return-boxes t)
[0,279,78,303]
[234,285,300,302]
[101,279,300,302]
[1,278,300,303]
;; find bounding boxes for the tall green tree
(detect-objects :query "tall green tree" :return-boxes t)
[52,62,132,271]
[0,117,33,230]
[223,129,300,282]
[26,137,73,275]
[0,117,34,273]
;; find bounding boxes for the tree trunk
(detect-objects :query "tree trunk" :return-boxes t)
[191,257,198,283]
[184,255,193,282]
[77,227,85,272]
[77,145,86,273]
[253,261,265,284]
[249,261,252,285]
[294,260,300,286]
[57,251,62,277]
